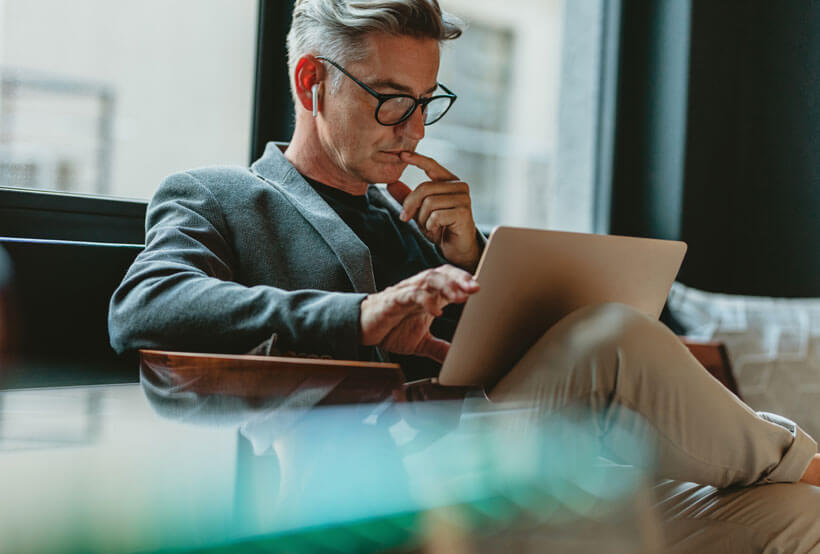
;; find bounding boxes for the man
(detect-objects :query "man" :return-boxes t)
[109,1,820,551]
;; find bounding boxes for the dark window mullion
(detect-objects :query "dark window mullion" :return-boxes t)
[250,0,296,162]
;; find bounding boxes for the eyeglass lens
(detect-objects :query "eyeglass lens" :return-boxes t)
[378,96,452,125]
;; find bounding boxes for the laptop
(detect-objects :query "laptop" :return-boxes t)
[437,227,687,387]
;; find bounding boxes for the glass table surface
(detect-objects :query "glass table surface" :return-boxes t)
[0,368,658,553]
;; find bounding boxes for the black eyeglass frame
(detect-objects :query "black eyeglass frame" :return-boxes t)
[316,56,457,126]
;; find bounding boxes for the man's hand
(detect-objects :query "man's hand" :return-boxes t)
[387,151,481,272]
[360,265,479,363]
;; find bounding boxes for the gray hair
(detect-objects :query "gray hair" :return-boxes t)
[286,0,463,95]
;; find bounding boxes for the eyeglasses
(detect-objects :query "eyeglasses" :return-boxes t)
[316,56,457,126]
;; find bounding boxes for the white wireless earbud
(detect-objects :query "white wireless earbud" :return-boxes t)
[311,84,319,117]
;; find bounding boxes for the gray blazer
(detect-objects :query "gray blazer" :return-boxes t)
[108,142,460,360]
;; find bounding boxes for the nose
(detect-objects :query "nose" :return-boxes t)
[398,105,425,141]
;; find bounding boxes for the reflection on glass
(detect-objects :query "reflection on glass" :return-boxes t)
[0,370,661,552]
[0,387,103,451]
[139,361,661,552]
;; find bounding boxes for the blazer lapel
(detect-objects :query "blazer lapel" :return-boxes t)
[250,142,377,293]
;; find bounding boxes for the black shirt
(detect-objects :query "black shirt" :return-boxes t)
[303,175,463,380]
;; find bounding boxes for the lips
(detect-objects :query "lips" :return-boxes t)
[380,144,414,154]
[377,150,405,162]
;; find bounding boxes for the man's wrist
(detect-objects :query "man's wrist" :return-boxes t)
[359,292,381,346]
[447,235,481,272]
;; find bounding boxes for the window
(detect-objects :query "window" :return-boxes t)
[400,0,613,233]
[0,0,258,200]
[1,0,617,238]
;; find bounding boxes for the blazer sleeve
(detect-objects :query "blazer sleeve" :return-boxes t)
[108,171,367,359]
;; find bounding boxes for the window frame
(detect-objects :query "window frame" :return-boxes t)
[250,0,296,162]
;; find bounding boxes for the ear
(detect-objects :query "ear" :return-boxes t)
[294,56,323,114]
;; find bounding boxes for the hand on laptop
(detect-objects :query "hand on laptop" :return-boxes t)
[360,265,479,363]
[387,151,481,272]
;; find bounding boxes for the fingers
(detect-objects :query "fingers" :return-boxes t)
[391,267,475,315]
[417,195,470,231]
[386,180,412,204]
[408,265,479,297]
[417,334,451,364]
[390,155,478,269]
[400,151,458,181]
[391,153,472,246]
[393,287,447,317]
[399,181,470,223]
[424,207,473,244]
[360,266,479,357]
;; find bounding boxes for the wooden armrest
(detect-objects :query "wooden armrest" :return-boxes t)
[679,339,741,398]
[139,349,405,405]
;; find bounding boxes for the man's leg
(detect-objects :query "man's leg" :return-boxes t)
[653,479,820,553]
[489,303,817,487]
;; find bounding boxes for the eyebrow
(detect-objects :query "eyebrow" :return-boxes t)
[368,80,438,96]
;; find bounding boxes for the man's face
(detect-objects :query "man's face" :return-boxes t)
[318,33,440,185]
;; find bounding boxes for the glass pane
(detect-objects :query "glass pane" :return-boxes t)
[0,0,257,199]
[423,96,451,125]
[402,0,605,233]
[379,96,415,124]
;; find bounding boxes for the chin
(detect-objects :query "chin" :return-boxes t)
[371,163,406,184]
[356,168,399,185]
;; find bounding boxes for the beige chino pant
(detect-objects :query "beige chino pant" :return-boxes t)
[490,302,820,553]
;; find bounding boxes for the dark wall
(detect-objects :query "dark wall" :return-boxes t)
[611,0,820,297]
[678,0,820,297]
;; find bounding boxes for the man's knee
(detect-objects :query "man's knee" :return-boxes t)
[494,303,672,400]
[558,302,659,358]
[545,301,689,393]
